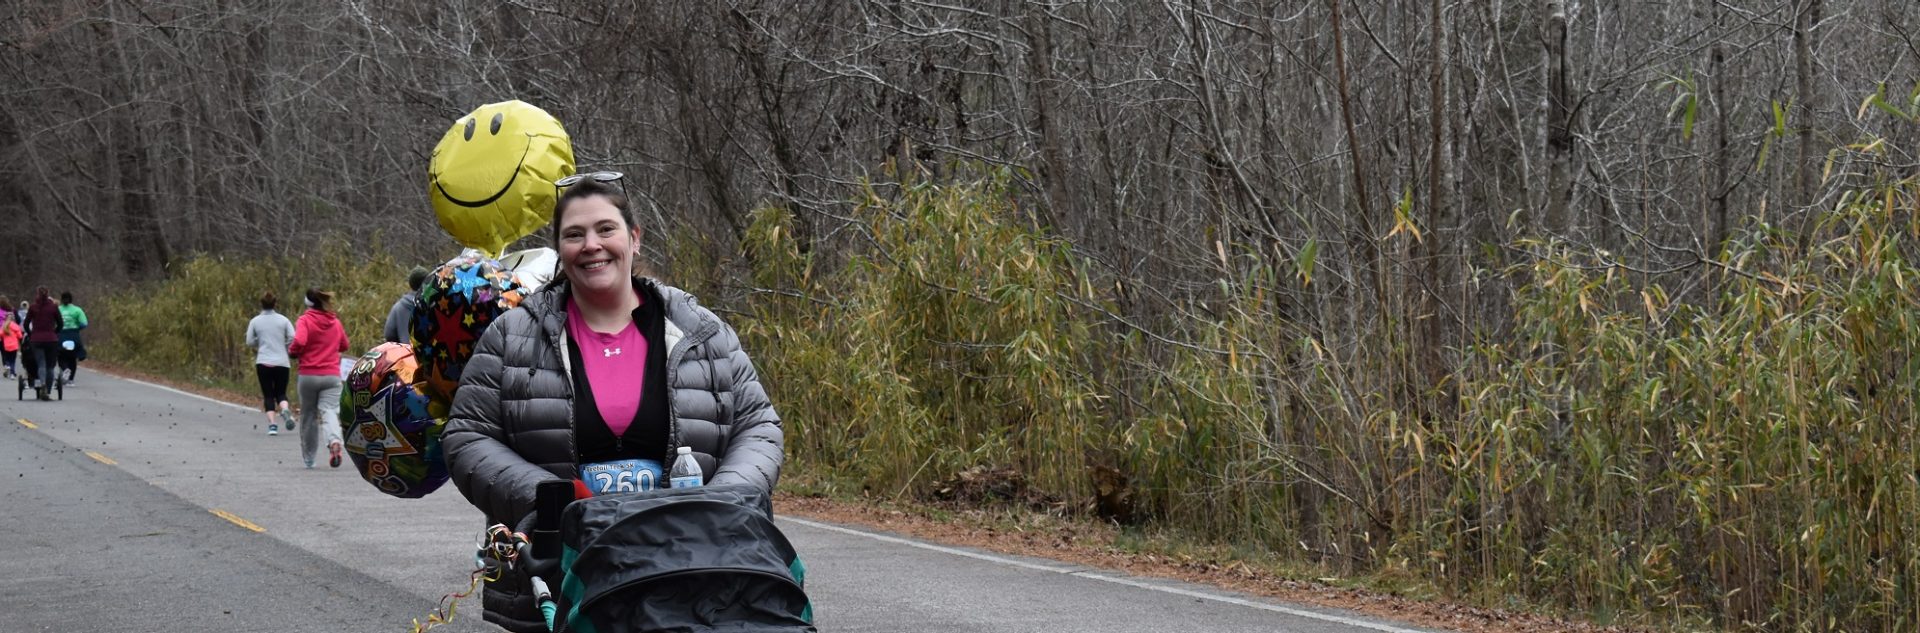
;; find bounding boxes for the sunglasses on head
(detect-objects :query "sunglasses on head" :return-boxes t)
[556,171,624,188]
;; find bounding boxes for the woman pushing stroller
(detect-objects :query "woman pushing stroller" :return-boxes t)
[442,173,787,633]
[22,288,62,400]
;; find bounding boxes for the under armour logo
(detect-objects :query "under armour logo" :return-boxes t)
[604,348,622,357]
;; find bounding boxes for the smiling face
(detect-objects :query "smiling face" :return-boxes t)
[434,109,529,208]
[428,100,574,257]
[556,194,640,296]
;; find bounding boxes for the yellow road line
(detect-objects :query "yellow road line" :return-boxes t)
[15,419,34,429]
[210,509,266,533]
[84,450,117,465]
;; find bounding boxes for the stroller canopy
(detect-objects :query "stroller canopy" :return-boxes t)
[558,484,813,633]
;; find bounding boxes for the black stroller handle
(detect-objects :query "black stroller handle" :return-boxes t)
[533,480,571,559]
[528,479,574,632]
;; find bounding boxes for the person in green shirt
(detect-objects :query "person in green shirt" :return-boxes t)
[57,291,87,385]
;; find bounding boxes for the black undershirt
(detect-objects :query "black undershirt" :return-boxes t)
[568,280,671,465]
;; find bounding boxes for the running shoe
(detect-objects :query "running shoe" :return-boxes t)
[329,440,343,468]
[267,424,278,436]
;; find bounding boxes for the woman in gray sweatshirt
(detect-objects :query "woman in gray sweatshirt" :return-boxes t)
[245,291,296,435]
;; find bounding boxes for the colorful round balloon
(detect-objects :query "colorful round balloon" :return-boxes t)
[428,100,574,257]
[412,250,530,408]
[342,343,448,498]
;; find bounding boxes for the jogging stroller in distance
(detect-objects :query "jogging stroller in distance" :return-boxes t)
[15,348,61,401]
[522,482,815,633]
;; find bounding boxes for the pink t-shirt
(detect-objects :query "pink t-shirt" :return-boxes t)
[567,296,649,436]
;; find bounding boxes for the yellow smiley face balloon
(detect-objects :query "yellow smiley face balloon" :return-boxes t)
[428,100,575,257]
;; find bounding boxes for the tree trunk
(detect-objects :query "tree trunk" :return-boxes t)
[0,111,37,281]
[1793,0,1823,211]
[102,5,171,279]
[1542,0,1572,237]
[1024,3,1071,231]
[1420,0,1452,414]
[1328,0,1379,293]
[654,33,747,255]
[1708,1,1729,259]
[729,8,814,253]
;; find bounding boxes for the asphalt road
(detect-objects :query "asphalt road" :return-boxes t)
[0,369,1445,633]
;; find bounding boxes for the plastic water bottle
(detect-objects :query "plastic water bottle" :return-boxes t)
[669,446,703,489]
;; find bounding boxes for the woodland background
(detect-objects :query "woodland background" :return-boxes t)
[5,1,1920,630]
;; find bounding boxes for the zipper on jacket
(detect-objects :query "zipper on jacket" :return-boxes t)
[531,288,579,469]
[662,293,720,456]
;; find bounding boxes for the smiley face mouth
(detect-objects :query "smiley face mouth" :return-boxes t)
[435,139,533,208]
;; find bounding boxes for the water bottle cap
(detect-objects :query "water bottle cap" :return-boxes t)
[677,446,691,454]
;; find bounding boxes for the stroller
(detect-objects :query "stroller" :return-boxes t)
[15,348,61,401]
[518,482,815,633]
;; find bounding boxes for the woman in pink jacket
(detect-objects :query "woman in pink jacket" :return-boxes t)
[0,294,19,379]
[289,287,350,469]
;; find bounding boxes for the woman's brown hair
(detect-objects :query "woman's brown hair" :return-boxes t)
[305,287,334,312]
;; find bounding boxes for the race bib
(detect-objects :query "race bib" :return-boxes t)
[578,458,664,496]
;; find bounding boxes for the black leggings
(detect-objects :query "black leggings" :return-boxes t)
[256,364,291,412]
[29,342,58,387]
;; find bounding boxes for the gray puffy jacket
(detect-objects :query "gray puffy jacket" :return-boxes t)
[442,276,784,632]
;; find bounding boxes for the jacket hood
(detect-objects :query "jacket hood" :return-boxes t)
[301,309,342,330]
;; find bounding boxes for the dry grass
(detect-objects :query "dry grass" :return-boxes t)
[738,172,1920,632]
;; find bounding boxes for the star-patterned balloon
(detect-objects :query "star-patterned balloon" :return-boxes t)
[342,342,449,498]
[412,249,530,408]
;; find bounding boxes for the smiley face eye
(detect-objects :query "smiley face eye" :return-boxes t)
[463,118,476,141]
[490,112,504,135]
